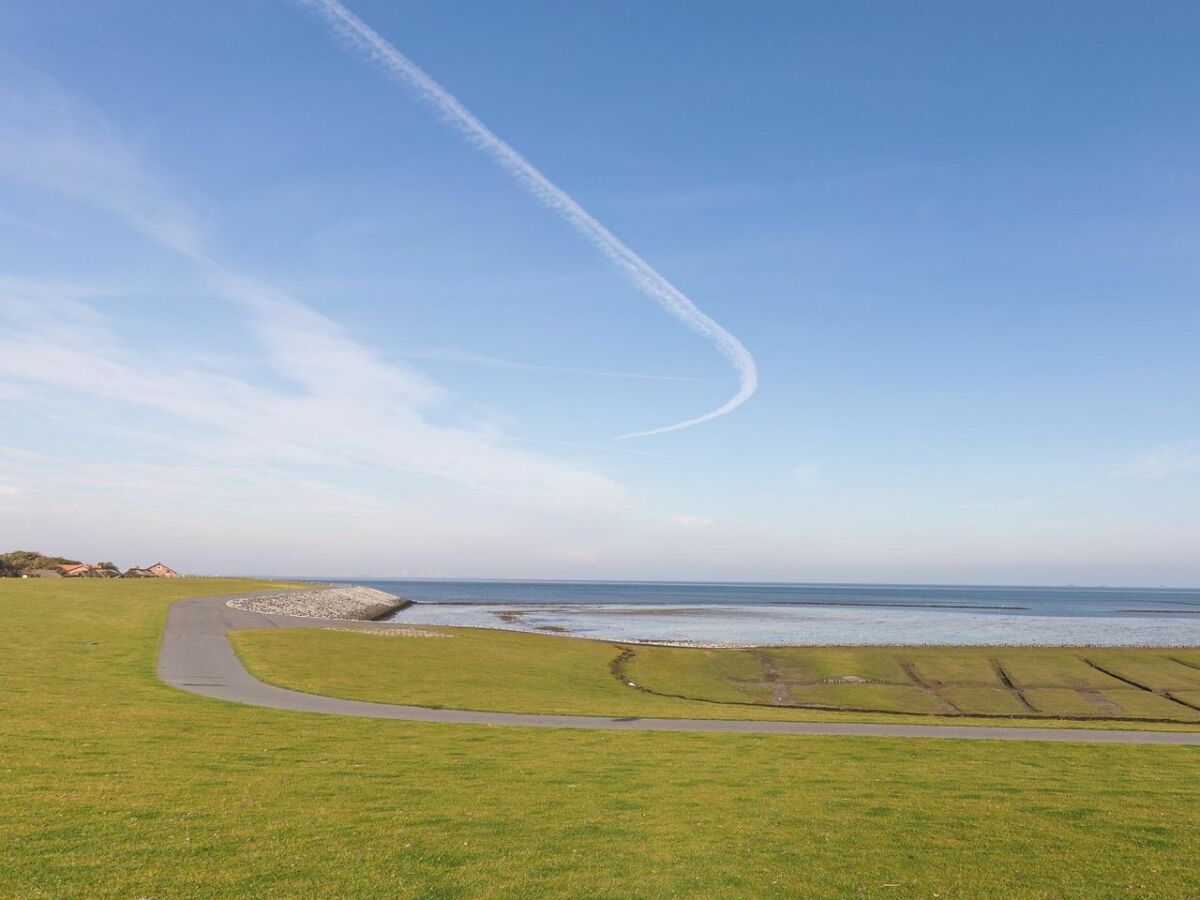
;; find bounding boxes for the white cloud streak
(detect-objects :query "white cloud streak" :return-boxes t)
[398,348,703,383]
[0,69,628,511]
[0,280,627,508]
[300,0,758,439]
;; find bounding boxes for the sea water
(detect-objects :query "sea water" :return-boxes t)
[337,579,1200,646]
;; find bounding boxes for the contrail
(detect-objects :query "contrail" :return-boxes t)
[300,0,757,438]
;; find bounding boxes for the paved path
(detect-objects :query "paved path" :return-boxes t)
[157,594,1200,745]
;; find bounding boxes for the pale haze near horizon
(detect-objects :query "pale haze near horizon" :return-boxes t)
[1,1,1198,587]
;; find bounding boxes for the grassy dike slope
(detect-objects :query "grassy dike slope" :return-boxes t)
[231,626,1200,730]
[3,581,1199,897]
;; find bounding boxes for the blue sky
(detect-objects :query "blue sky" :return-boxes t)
[1,1,1198,583]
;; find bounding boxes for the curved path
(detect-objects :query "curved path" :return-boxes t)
[157,594,1200,745]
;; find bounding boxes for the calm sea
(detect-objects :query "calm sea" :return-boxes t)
[338,579,1200,617]
[325,579,1200,646]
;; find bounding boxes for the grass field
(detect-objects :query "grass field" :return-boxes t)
[232,624,1200,728]
[4,579,1200,897]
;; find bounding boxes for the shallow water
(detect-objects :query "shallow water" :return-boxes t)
[387,603,1200,646]
[357,579,1200,646]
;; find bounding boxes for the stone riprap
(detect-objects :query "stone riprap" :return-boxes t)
[327,627,448,638]
[227,587,406,621]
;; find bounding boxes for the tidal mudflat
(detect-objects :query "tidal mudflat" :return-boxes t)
[389,602,1200,646]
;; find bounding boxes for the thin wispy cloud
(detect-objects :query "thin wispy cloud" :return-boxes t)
[507,436,667,458]
[0,74,626,510]
[0,279,625,507]
[300,0,758,439]
[0,207,61,238]
[1114,440,1200,479]
[399,348,703,383]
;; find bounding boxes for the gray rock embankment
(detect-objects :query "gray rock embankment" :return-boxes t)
[227,586,409,621]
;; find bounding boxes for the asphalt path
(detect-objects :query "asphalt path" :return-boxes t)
[156,593,1200,744]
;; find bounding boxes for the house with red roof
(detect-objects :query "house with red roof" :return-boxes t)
[58,563,124,578]
[146,562,179,578]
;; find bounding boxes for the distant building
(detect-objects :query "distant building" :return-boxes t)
[52,560,180,578]
[146,562,179,579]
[59,563,121,578]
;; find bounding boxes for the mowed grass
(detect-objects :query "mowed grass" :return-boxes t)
[3,580,1200,897]
[232,626,822,720]
[631,643,1200,722]
[234,625,1200,728]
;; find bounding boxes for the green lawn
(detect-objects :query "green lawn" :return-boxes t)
[232,625,1200,728]
[3,579,1200,897]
